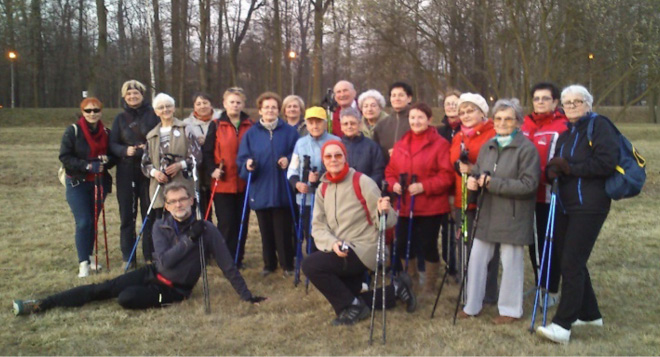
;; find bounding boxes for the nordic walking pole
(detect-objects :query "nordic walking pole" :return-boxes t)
[125,184,162,272]
[370,180,388,345]
[542,179,558,326]
[235,170,252,265]
[192,155,211,314]
[390,173,408,281]
[305,166,318,294]
[284,169,300,239]
[431,215,455,318]
[404,174,418,272]
[205,160,224,221]
[453,171,489,325]
[98,172,110,270]
[458,143,470,305]
[295,155,311,287]
[93,172,100,273]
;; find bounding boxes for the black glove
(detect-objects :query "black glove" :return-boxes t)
[547,157,571,176]
[459,150,470,164]
[546,165,561,181]
[188,220,206,243]
[88,161,103,173]
[247,296,267,304]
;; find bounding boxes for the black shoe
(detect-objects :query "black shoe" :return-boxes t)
[395,272,417,313]
[13,299,43,316]
[332,301,370,326]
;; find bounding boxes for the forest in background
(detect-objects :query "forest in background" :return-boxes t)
[1,0,659,122]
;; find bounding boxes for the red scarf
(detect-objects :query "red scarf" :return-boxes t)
[326,163,350,183]
[322,140,350,183]
[530,111,555,128]
[78,117,108,181]
[193,111,213,122]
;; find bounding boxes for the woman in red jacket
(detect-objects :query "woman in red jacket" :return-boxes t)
[449,93,498,303]
[385,102,454,296]
[202,87,253,267]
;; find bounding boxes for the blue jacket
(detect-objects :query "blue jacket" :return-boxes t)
[342,133,386,186]
[237,118,298,210]
[287,131,340,205]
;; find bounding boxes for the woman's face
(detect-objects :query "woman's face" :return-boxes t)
[194,97,213,117]
[223,94,245,118]
[532,89,558,115]
[493,107,520,136]
[284,100,301,121]
[458,103,484,128]
[409,108,430,134]
[390,87,412,112]
[82,104,102,125]
[154,101,175,121]
[562,93,589,122]
[259,98,280,123]
[340,115,361,138]
[323,144,346,175]
[124,89,144,108]
[444,95,460,120]
[361,97,382,122]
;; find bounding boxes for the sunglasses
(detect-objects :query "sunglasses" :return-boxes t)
[83,108,101,113]
[323,153,344,160]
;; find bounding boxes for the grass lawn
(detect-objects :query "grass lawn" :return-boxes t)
[0,121,658,355]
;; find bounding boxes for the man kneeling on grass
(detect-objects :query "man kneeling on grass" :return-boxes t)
[14,181,265,315]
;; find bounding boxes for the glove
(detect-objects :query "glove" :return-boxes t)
[546,165,561,181]
[247,296,267,304]
[459,150,470,164]
[89,161,102,173]
[188,220,206,243]
[547,157,571,175]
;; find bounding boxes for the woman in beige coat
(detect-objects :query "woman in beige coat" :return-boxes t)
[302,140,416,326]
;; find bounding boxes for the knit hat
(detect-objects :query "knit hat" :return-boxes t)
[305,106,328,121]
[458,93,489,116]
[321,140,348,160]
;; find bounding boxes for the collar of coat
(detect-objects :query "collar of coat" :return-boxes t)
[485,130,526,149]
[146,118,186,140]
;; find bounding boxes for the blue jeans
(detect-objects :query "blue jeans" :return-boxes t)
[66,178,107,263]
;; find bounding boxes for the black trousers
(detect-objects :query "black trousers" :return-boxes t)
[41,265,189,311]
[552,210,607,330]
[302,250,396,315]
[529,202,561,293]
[213,192,250,266]
[116,160,153,262]
[395,215,443,263]
[255,207,294,271]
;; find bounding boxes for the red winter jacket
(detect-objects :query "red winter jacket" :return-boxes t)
[449,120,496,209]
[521,108,568,203]
[385,127,454,216]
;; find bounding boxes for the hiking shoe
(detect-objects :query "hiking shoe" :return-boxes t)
[536,323,571,344]
[572,318,603,327]
[394,272,417,313]
[13,299,42,316]
[332,301,369,326]
[88,256,102,271]
[260,269,274,277]
[78,261,90,278]
[283,270,295,277]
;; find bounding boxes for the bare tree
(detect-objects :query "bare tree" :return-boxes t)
[223,0,265,86]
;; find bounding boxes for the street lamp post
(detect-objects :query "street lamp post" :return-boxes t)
[288,50,297,94]
[8,51,17,108]
[588,53,594,93]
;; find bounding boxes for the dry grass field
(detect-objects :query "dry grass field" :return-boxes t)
[0,119,659,355]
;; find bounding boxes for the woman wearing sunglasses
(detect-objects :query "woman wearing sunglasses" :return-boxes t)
[59,97,116,278]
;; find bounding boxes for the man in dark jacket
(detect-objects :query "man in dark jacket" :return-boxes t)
[13,182,265,316]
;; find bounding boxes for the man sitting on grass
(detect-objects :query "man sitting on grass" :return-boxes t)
[13,181,265,315]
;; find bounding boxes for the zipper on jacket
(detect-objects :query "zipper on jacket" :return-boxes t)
[333,184,340,227]
[570,132,579,157]
[577,178,583,205]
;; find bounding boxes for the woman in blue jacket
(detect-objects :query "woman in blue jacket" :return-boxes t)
[237,92,299,277]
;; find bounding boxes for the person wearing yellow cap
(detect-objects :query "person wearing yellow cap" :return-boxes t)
[287,106,340,255]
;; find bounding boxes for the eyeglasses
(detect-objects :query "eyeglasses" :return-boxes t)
[323,153,344,160]
[493,117,516,123]
[155,104,174,110]
[165,197,191,206]
[362,103,380,109]
[562,99,584,107]
[341,121,359,126]
[533,96,553,103]
[458,108,477,117]
[83,108,101,113]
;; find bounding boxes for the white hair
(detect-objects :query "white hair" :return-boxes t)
[561,85,593,110]
[357,89,386,110]
[339,107,362,122]
[492,98,524,124]
[153,93,176,109]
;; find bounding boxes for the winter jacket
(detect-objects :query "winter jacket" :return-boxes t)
[59,121,116,191]
[385,127,454,216]
[342,133,386,186]
[287,131,340,206]
[361,111,389,139]
[449,120,496,209]
[552,113,619,214]
[202,111,253,194]
[471,132,540,246]
[373,106,411,163]
[237,118,299,210]
[142,119,201,208]
[312,168,398,271]
[109,100,160,162]
[437,115,461,143]
[153,214,253,300]
[521,109,569,203]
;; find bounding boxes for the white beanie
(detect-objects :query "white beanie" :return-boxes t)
[458,93,489,116]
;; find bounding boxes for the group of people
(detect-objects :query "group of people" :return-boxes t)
[15,78,620,345]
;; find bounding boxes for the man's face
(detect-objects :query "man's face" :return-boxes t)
[333,81,356,108]
[164,188,194,222]
[306,117,326,137]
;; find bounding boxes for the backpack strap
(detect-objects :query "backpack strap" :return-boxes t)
[587,113,596,147]
[320,182,328,198]
[352,172,373,226]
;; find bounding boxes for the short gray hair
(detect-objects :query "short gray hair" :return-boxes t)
[561,84,593,110]
[153,93,176,109]
[340,107,362,122]
[357,89,386,109]
[163,181,191,198]
[492,98,524,124]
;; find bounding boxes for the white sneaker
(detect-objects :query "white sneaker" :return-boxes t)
[572,318,603,327]
[88,256,102,271]
[536,323,571,344]
[78,261,90,278]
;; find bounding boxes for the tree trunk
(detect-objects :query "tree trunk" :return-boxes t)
[311,0,331,104]
[198,0,210,92]
[171,0,181,103]
[29,0,44,106]
[273,0,283,94]
[153,0,166,92]
[88,0,107,97]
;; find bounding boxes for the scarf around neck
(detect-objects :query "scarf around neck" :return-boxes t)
[193,111,213,122]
